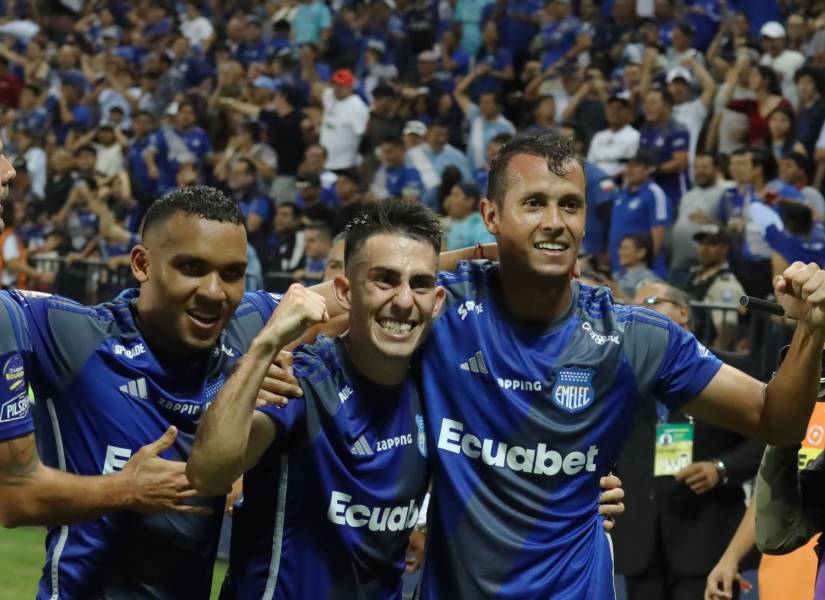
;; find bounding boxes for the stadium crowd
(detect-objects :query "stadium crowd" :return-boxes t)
[1,0,825,599]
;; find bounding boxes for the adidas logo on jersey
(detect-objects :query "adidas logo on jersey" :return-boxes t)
[437,418,599,477]
[460,352,543,391]
[327,491,420,532]
[350,434,373,456]
[119,378,148,400]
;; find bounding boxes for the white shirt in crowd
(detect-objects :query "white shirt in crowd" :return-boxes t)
[320,87,369,171]
[180,15,214,47]
[1,231,21,287]
[760,50,805,108]
[586,124,640,178]
[672,98,707,167]
[670,180,728,269]
[24,146,46,199]
[714,83,754,156]
[94,142,124,178]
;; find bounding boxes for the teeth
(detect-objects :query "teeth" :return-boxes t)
[379,320,413,334]
[189,311,219,322]
[535,242,568,251]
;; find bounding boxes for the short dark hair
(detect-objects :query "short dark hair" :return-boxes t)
[749,146,778,181]
[782,151,813,181]
[344,199,442,270]
[233,156,257,177]
[675,21,695,37]
[277,201,302,219]
[141,185,244,238]
[305,221,332,241]
[647,87,674,106]
[487,132,581,206]
[621,233,653,268]
[783,202,813,235]
[77,144,97,157]
[694,151,717,164]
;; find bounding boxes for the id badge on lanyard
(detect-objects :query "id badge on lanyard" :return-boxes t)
[653,402,694,477]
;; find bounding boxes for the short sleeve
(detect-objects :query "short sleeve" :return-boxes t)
[256,397,307,452]
[668,128,689,154]
[251,197,273,220]
[0,293,32,442]
[466,103,481,123]
[650,320,723,412]
[648,185,670,226]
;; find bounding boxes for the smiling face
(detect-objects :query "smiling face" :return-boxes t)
[481,154,586,280]
[132,213,248,355]
[343,234,445,366]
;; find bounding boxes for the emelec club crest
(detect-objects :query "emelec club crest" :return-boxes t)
[415,414,427,457]
[551,367,595,413]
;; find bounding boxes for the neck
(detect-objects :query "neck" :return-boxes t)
[496,264,572,329]
[343,335,408,386]
[698,261,723,274]
[134,301,209,369]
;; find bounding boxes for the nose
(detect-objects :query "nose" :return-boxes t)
[392,282,414,311]
[540,203,565,232]
[197,272,228,304]
[0,156,16,186]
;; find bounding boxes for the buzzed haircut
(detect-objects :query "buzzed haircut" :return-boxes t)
[306,221,333,242]
[487,132,581,206]
[140,185,244,239]
[344,199,443,271]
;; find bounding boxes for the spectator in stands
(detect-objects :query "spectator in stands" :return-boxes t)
[608,151,670,277]
[531,0,591,73]
[615,234,659,299]
[145,100,212,193]
[470,21,514,98]
[759,21,805,106]
[292,0,333,47]
[587,90,640,180]
[264,201,305,282]
[667,59,716,166]
[402,120,428,151]
[474,133,513,195]
[371,138,424,201]
[442,182,494,250]
[361,84,404,174]
[779,151,825,221]
[405,119,471,208]
[293,221,332,286]
[332,170,368,233]
[127,111,159,209]
[47,78,93,147]
[454,76,516,171]
[766,105,807,160]
[684,225,745,349]
[795,67,825,156]
[558,65,608,143]
[671,152,726,271]
[318,69,370,172]
[294,171,335,229]
[663,21,705,71]
[638,88,691,209]
[12,125,46,201]
[0,56,22,110]
[721,58,791,148]
[214,121,277,184]
[0,198,53,289]
[69,123,127,179]
[300,144,338,191]
[750,201,825,277]
[225,157,272,257]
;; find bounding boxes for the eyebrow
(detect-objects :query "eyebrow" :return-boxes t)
[171,254,247,269]
[520,190,585,203]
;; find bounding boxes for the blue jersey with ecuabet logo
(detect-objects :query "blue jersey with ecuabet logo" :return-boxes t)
[416,260,722,599]
[223,336,430,600]
[4,288,280,600]
[0,292,32,442]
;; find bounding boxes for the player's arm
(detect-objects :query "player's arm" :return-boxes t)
[187,284,328,496]
[683,262,825,445]
[0,427,208,528]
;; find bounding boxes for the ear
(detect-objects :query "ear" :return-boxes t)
[432,285,447,317]
[479,198,500,236]
[332,275,352,311]
[130,245,149,283]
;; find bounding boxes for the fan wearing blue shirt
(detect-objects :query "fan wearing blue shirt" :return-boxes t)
[530,0,591,70]
[750,201,825,270]
[416,132,825,599]
[608,151,670,277]
[639,88,691,209]
[373,138,425,200]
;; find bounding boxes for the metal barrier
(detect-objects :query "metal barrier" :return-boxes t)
[30,256,136,305]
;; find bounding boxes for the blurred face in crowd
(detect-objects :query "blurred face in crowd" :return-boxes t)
[667,78,690,104]
[76,149,96,174]
[177,104,197,130]
[643,90,669,125]
[633,282,690,328]
[0,138,16,232]
[612,0,634,20]
[57,44,77,70]
[779,157,805,184]
[417,57,435,78]
[768,109,792,140]
[671,27,691,51]
[19,86,36,110]
[734,13,750,38]
[693,155,717,188]
[381,142,406,168]
[227,15,246,42]
[478,93,499,119]
[51,149,74,174]
[335,174,360,205]
[305,145,327,171]
[729,152,754,185]
[323,237,345,282]
[298,183,321,205]
[797,74,819,104]
[428,125,449,152]
[134,212,247,354]
[304,228,332,260]
[748,66,768,92]
[622,63,642,89]
[762,35,785,58]
[133,113,154,138]
[275,205,301,234]
[227,160,255,192]
[481,154,586,280]
[486,139,505,166]
[605,99,632,129]
[624,161,653,188]
[444,184,476,220]
[534,96,555,126]
[788,14,807,44]
[618,237,647,269]
[695,238,729,269]
[332,82,352,100]
[550,0,571,19]
[97,127,115,146]
[654,0,673,20]
[341,233,444,371]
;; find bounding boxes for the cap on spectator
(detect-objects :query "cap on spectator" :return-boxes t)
[372,83,396,99]
[760,21,786,39]
[628,149,658,167]
[693,224,730,245]
[382,0,397,10]
[166,101,179,116]
[666,66,693,84]
[403,120,428,137]
[331,69,355,87]
[252,76,280,92]
[367,39,387,55]
[417,50,438,63]
[295,172,322,189]
[607,88,632,105]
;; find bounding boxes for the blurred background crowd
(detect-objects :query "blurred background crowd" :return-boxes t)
[1,0,825,598]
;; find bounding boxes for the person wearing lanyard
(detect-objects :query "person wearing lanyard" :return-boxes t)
[612,281,765,600]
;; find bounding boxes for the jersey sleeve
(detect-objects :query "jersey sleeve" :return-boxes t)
[0,292,32,442]
[650,319,723,412]
[667,128,690,156]
[647,185,670,226]
[256,397,308,452]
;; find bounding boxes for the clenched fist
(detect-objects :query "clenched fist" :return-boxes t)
[263,284,329,348]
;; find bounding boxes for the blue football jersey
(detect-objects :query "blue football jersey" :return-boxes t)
[7,288,280,600]
[0,291,32,442]
[223,337,430,600]
[417,261,722,599]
